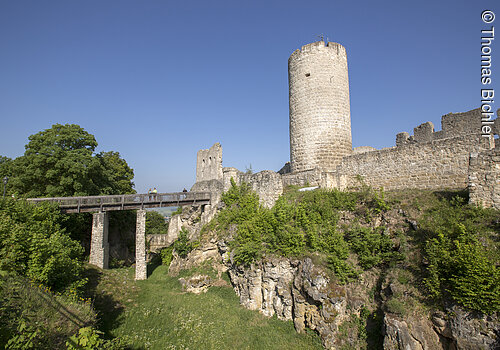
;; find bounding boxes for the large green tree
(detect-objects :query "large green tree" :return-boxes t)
[7,124,134,198]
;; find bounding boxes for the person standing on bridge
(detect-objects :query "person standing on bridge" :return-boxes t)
[152,187,158,201]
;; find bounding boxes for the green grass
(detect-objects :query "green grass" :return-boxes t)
[95,265,322,350]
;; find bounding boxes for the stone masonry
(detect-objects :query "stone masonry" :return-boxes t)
[135,209,147,280]
[190,41,500,210]
[196,142,223,183]
[289,41,352,173]
[88,210,150,279]
[469,148,500,209]
[89,212,109,269]
[193,113,498,209]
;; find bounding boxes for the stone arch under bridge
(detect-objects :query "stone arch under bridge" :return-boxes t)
[27,192,211,280]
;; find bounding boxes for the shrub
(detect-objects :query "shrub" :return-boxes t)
[448,240,499,313]
[66,327,128,350]
[385,298,406,316]
[0,199,86,294]
[160,246,174,267]
[212,183,360,280]
[419,196,500,314]
[171,206,183,216]
[173,227,198,258]
[345,226,397,270]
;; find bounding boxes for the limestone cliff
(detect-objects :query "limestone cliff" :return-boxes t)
[171,242,499,349]
[165,205,499,350]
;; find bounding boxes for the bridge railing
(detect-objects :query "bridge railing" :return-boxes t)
[27,191,211,212]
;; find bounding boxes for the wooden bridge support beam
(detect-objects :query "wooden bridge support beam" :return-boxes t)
[89,212,109,269]
[135,209,147,280]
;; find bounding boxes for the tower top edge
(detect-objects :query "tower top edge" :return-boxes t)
[289,41,346,60]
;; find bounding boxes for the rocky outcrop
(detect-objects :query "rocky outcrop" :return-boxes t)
[433,307,499,350]
[228,257,348,349]
[165,205,205,245]
[383,308,500,350]
[171,241,499,350]
[178,274,212,294]
[383,314,441,350]
[168,241,224,276]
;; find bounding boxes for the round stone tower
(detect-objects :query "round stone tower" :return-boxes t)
[288,40,352,173]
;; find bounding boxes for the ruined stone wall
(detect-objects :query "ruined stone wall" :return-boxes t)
[240,171,283,209]
[334,134,493,191]
[396,108,493,145]
[222,167,283,209]
[281,168,322,188]
[468,148,500,209]
[195,143,223,183]
[289,41,352,173]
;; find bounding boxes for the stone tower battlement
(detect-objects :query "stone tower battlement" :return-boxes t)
[288,41,352,173]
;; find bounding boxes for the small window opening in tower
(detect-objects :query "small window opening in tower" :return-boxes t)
[305,73,311,77]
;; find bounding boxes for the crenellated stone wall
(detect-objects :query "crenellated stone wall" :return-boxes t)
[281,168,322,188]
[334,134,493,191]
[396,108,493,146]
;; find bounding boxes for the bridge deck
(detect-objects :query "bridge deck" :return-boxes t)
[27,192,211,213]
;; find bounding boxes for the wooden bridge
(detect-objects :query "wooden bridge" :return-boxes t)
[27,191,211,213]
[27,191,212,281]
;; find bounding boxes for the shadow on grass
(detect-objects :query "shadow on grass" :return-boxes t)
[433,189,468,203]
[147,253,163,277]
[83,266,126,339]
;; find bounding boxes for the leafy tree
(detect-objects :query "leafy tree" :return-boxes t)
[146,211,169,235]
[93,151,135,195]
[0,156,11,173]
[7,124,134,198]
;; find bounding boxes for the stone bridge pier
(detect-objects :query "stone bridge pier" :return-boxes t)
[89,209,147,280]
[27,191,211,281]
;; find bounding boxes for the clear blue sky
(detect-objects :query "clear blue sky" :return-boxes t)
[0,0,498,193]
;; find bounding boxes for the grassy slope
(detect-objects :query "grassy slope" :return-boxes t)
[91,265,322,350]
[88,188,498,349]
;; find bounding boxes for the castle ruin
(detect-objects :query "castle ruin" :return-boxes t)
[192,40,500,210]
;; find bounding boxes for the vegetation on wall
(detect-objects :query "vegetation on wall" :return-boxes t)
[173,227,199,258]
[207,181,500,315]
[207,179,399,282]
